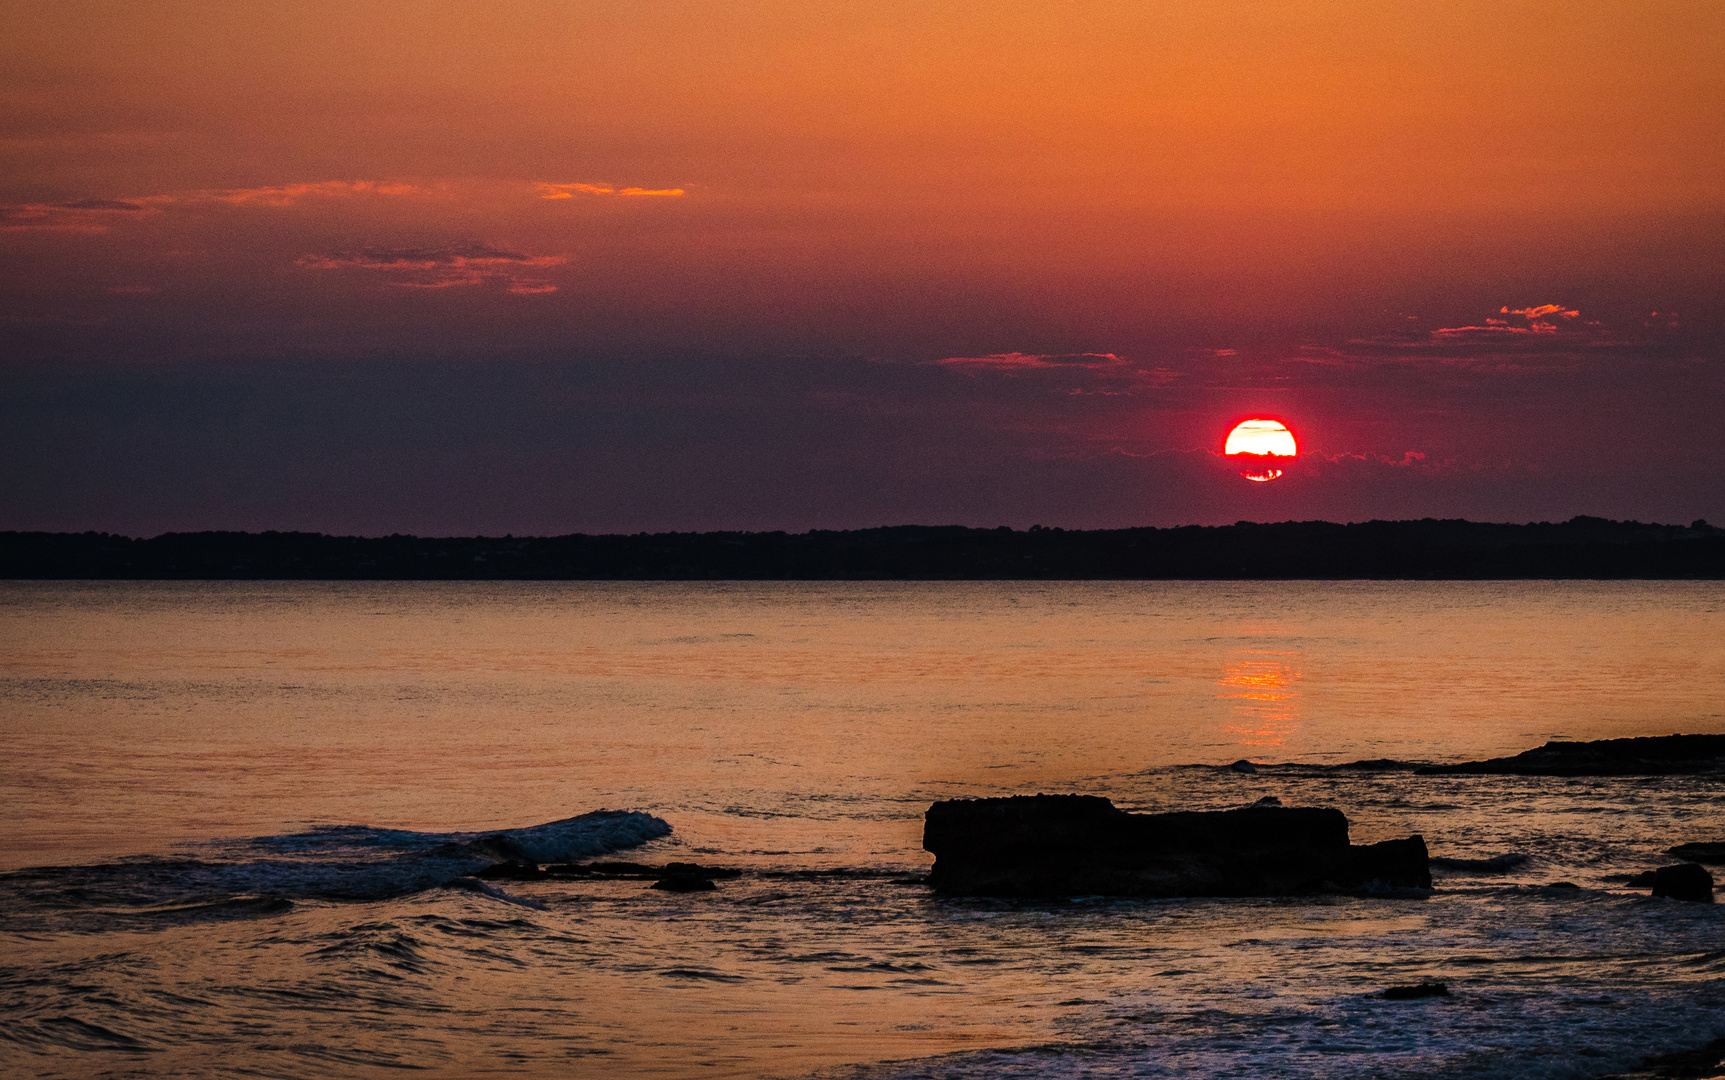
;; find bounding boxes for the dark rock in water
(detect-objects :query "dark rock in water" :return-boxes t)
[662,861,742,879]
[1665,841,1725,865]
[648,862,740,892]
[1229,759,1258,774]
[1646,1038,1725,1079]
[472,861,548,880]
[652,872,717,892]
[1250,796,1282,808]
[547,860,658,878]
[1544,881,1580,889]
[1429,853,1530,874]
[1382,982,1449,1000]
[1415,733,1725,776]
[546,860,743,881]
[1589,1038,1725,1080]
[1651,863,1714,902]
[922,794,1430,898]
[1607,870,1660,887]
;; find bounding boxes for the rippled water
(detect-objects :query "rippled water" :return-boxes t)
[2,581,1722,1078]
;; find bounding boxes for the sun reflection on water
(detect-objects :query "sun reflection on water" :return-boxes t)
[1218,651,1303,746]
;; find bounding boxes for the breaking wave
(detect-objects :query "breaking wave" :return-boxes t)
[0,810,671,916]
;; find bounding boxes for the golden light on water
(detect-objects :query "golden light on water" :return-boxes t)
[1224,419,1297,482]
[1219,652,1302,747]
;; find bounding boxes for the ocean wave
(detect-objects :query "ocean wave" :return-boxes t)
[244,809,672,864]
[1429,853,1532,874]
[0,810,670,918]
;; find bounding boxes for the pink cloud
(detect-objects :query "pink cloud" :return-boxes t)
[298,243,565,292]
[203,180,423,207]
[2,180,424,232]
[0,198,157,232]
[537,182,687,199]
[1504,304,1580,320]
[1435,302,1586,338]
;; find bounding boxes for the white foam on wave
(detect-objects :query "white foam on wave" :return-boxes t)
[443,877,549,910]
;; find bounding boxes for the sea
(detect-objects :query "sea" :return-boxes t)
[1,580,1721,1079]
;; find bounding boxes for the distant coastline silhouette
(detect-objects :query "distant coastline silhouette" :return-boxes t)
[4,517,1721,579]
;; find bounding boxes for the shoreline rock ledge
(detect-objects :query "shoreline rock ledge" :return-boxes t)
[1414,734,1725,776]
[923,795,1430,898]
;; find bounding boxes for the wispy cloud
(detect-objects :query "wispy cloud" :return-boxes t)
[1435,303,1584,337]
[536,182,687,199]
[2,180,425,232]
[934,352,1188,393]
[936,352,1123,371]
[202,180,424,207]
[297,243,566,293]
[0,198,158,232]
[1505,304,1580,321]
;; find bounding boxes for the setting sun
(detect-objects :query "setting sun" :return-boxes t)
[1224,419,1297,482]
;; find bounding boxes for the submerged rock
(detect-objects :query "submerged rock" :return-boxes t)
[1415,734,1725,776]
[1665,841,1725,865]
[651,874,716,892]
[1383,982,1450,1000]
[544,860,742,881]
[1608,870,1661,887]
[472,861,548,880]
[922,794,1430,898]
[651,863,730,892]
[1651,863,1715,903]
[546,861,659,878]
[1229,759,1259,774]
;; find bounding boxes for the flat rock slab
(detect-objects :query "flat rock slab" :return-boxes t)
[1415,734,1725,776]
[923,794,1429,898]
[1665,842,1725,865]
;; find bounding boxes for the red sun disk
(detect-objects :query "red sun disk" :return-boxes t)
[1224,418,1297,482]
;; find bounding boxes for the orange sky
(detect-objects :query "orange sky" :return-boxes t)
[3,1,1723,532]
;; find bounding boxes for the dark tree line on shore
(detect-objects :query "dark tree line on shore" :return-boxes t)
[3,517,1722,579]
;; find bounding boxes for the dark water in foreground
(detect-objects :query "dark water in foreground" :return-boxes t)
[2,581,1722,1078]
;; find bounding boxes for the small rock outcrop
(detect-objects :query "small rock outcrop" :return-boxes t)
[1415,734,1725,776]
[1665,842,1725,865]
[1383,983,1449,1000]
[1651,863,1715,903]
[922,794,1429,898]
[650,862,736,892]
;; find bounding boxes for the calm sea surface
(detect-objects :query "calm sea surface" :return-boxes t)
[2,581,1722,1078]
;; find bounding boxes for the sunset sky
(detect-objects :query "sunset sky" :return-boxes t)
[4,0,1723,534]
